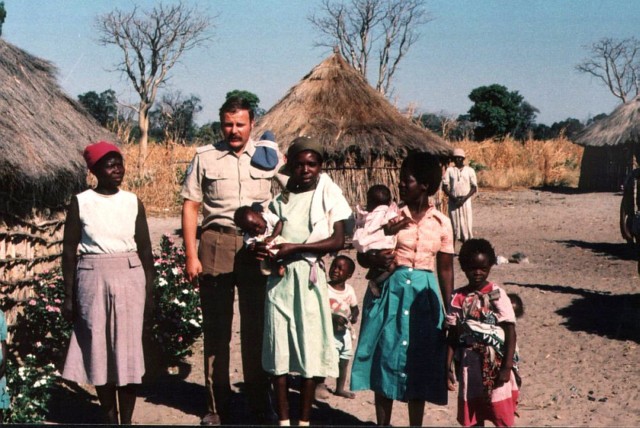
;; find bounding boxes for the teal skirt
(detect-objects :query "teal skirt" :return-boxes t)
[350,266,448,404]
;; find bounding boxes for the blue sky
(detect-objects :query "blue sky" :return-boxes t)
[3,0,639,126]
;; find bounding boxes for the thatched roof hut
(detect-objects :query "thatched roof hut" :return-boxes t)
[0,39,114,323]
[253,52,451,205]
[575,97,640,191]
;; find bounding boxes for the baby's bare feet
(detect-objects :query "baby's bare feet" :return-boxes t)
[334,389,355,399]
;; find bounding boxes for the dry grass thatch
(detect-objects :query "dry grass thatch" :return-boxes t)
[252,53,451,205]
[0,39,115,215]
[253,53,450,158]
[575,97,640,147]
[0,39,115,329]
[574,97,640,190]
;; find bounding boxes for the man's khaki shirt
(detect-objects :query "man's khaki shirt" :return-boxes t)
[180,139,282,229]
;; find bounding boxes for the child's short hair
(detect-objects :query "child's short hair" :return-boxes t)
[367,185,392,208]
[458,238,498,268]
[233,205,257,227]
[332,254,356,275]
[507,293,524,318]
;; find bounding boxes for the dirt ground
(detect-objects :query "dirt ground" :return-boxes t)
[47,189,640,426]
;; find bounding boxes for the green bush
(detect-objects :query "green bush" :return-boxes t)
[11,270,72,370]
[2,235,202,422]
[5,355,56,423]
[151,234,202,366]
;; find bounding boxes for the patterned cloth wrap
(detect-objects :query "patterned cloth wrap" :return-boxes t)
[457,289,520,399]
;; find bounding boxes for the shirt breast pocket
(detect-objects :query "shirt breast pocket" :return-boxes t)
[203,170,229,201]
[249,167,277,198]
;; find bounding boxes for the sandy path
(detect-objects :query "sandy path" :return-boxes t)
[48,189,640,426]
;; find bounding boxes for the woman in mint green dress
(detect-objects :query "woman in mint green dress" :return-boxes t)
[0,309,10,418]
[258,136,351,426]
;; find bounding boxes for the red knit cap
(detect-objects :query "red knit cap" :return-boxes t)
[83,141,121,170]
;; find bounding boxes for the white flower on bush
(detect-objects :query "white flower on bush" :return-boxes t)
[158,277,168,287]
[172,267,179,276]
[33,380,44,388]
[182,289,189,294]
[171,298,186,307]
[189,319,200,328]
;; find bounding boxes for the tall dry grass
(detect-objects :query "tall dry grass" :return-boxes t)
[112,137,583,215]
[455,137,583,190]
[118,143,196,216]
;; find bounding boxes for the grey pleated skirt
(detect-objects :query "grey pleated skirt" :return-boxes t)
[62,252,146,386]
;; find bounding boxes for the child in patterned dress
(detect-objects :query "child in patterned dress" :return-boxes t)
[446,238,520,427]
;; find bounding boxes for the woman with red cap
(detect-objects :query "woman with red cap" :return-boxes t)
[61,141,155,425]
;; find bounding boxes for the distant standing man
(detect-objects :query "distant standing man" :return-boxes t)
[442,148,478,244]
[181,96,281,425]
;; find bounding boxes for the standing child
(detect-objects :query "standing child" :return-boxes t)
[351,185,403,297]
[234,205,286,276]
[0,309,9,420]
[446,238,520,427]
[320,255,360,399]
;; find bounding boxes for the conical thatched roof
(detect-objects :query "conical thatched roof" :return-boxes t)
[0,39,115,215]
[575,97,640,147]
[253,53,451,159]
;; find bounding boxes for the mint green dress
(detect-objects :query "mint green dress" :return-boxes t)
[0,310,10,409]
[262,190,338,378]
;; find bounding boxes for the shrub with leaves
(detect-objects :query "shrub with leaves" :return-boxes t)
[5,354,57,423]
[1,235,202,422]
[151,234,202,366]
[10,270,72,370]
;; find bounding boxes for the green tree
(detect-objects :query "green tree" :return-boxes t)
[467,84,538,140]
[78,89,118,127]
[225,90,265,116]
[150,91,203,144]
[0,2,6,37]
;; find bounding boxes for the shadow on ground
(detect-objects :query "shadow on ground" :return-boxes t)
[46,380,102,424]
[137,374,371,425]
[506,282,640,343]
[557,239,636,261]
[531,186,624,196]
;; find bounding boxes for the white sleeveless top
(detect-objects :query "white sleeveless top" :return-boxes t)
[77,189,139,254]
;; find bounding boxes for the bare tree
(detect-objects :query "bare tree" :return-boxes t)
[309,0,431,97]
[576,37,640,104]
[95,2,213,169]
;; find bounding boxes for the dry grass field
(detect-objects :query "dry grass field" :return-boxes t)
[117,137,584,216]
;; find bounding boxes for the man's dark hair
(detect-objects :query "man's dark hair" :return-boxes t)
[458,238,498,269]
[367,185,392,208]
[219,96,255,122]
[401,151,443,197]
[332,255,356,275]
